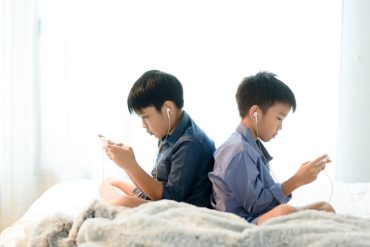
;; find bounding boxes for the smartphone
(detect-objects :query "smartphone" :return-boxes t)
[99,135,114,147]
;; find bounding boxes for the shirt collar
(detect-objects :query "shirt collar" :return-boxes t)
[236,123,273,162]
[160,111,190,146]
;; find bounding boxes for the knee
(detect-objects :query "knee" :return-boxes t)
[101,177,117,186]
[99,178,111,192]
[99,177,118,190]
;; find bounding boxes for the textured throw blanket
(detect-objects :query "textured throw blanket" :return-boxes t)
[20,200,370,247]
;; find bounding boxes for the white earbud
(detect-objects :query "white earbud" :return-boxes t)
[253,112,258,120]
[166,107,171,119]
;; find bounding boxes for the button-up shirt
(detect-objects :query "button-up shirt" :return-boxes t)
[152,111,215,208]
[209,123,291,222]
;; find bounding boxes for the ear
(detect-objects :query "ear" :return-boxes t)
[163,100,175,114]
[249,105,259,119]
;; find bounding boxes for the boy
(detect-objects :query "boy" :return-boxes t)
[99,70,215,208]
[209,71,335,225]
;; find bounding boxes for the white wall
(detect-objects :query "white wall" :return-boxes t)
[37,0,342,184]
[336,0,370,182]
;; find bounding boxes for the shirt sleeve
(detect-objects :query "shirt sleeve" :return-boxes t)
[161,138,209,201]
[225,151,291,217]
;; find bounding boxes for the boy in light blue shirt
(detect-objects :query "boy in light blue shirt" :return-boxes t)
[209,71,335,224]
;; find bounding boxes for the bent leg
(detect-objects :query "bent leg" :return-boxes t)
[297,201,336,213]
[257,204,297,225]
[111,194,150,208]
[99,177,136,203]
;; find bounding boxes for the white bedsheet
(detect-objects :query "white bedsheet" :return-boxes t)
[290,181,370,218]
[0,180,100,247]
[1,179,370,247]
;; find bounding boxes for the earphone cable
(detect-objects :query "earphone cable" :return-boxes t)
[322,169,334,202]
[101,148,105,183]
[255,114,279,182]
[154,111,171,180]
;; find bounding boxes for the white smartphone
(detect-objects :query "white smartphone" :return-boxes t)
[99,135,114,147]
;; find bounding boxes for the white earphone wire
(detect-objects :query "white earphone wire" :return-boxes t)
[255,112,279,182]
[322,169,334,202]
[154,107,171,180]
[101,148,105,183]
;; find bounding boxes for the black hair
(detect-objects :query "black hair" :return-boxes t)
[236,71,296,118]
[127,70,184,114]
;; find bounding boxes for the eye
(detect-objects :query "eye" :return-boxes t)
[277,117,283,121]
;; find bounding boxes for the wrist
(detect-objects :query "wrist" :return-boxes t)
[118,159,137,171]
[282,176,300,196]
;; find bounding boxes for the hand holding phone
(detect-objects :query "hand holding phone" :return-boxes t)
[293,154,331,188]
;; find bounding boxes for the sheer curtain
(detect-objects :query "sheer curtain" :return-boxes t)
[1,0,341,230]
[0,0,40,230]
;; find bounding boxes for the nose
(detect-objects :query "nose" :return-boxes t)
[278,122,283,131]
[142,119,148,129]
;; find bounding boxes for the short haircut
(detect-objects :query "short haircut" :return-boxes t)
[127,70,184,114]
[236,71,296,118]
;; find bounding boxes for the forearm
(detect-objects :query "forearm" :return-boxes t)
[281,176,301,196]
[124,161,163,200]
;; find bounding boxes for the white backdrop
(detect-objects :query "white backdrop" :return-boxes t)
[1,0,342,229]
[38,0,341,181]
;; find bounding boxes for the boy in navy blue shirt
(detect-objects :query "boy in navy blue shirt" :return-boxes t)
[100,70,215,208]
[209,71,335,224]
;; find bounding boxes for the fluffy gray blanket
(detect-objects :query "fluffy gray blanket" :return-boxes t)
[20,200,370,247]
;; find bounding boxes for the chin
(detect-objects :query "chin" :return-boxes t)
[261,137,272,142]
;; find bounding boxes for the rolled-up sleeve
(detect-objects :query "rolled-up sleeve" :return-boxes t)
[270,182,292,203]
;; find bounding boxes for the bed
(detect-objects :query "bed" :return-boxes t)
[1,179,370,246]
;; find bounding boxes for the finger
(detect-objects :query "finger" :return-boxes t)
[312,154,328,164]
[106,143,114,149]
[301,161,310,166]
[316,165,322,173]
[317,162,326,170]
[312,155,329,167]
[106,143,121,153]
[107,140,115,145]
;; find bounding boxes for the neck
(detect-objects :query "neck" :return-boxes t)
[241,117,258,140]
[169,110,184,135]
